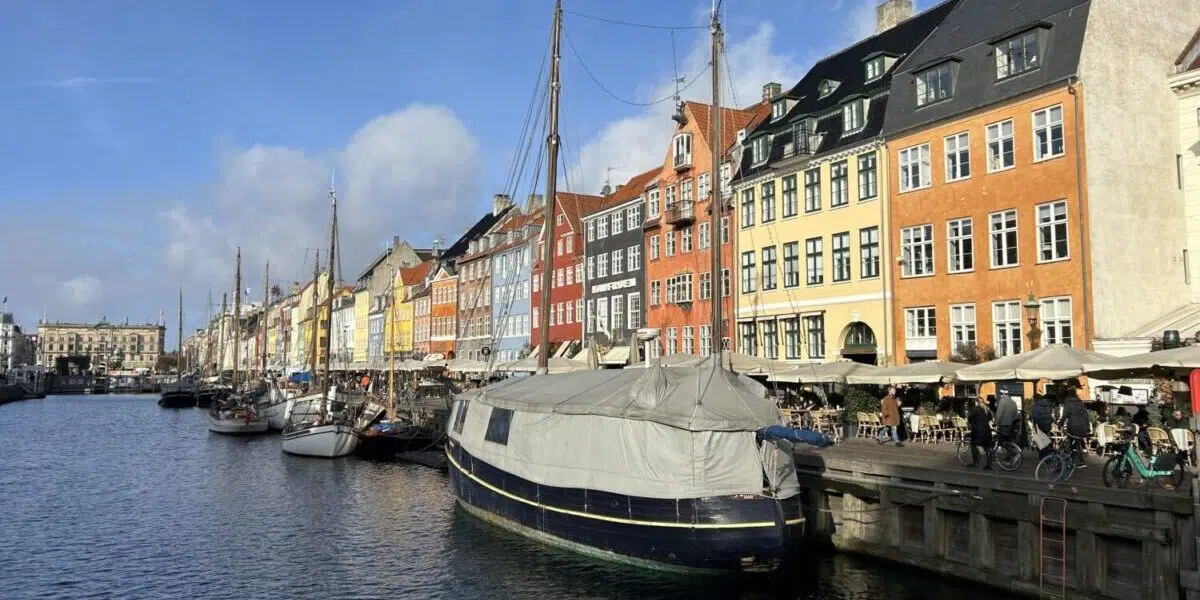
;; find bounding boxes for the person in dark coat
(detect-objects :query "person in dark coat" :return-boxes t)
[1030,395,1055,458]
[967,397,993,469]
[1061,394,1091,466]
[1166,409,1192,430]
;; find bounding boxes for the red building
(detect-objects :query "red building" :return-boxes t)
[531,191,602,351]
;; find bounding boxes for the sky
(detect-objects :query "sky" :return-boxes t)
[0,0,927,345]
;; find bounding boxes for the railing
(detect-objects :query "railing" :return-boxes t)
[665,201,695,225]
[673,152,692,170]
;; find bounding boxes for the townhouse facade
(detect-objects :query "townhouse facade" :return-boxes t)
[883,0,1200,362]
[489,212,538,364]
[330,290,355,365]
[429,265,459,358]
[643,100,767,357]
[531,191,601,351]
[412,286,432,356]
[454,194,518,362]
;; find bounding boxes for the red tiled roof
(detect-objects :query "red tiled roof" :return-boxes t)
[555,191,603,233]
[588,167,660,215]
[398,259,434,287]
[684,100,771,155]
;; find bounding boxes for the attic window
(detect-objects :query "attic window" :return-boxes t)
[916,62,954,107]
[771,99,787,121]
[817,80,838,99]
[751,135,769,165]
[995,30,1040,80]
[865,57,885,81]
[843,99,866,133]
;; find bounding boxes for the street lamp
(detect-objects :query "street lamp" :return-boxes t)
[1023,290,1042,351]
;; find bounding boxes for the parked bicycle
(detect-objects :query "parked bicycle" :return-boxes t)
[1102,428,1185,490]
[956,433,1023,471]
[1034,433,1087,483]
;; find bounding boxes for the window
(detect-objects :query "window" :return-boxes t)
[804,168,821,212]
[585,299,595,332]
[681,227,693,253]
[566,265,574,285]
[989,209,1018,268]
[587,221,595,242]
[761,320,778,359]
[650,280,661,306]
[804,315,825,359]
[898,144,931,192]
[565,235,573,253]
[721,268,731,298]
[586,256,594,280]
[782,175,798,217]
[698,172,711,201]
[627,292,641,329]
[597,253,608,277]
[673,133,692,168]
[648,189,660,217]
[611,249,624,275]
[832,232,851,282]
[843,100,864,132]
[668,272,694,304]
[1037,201,1068,262]
[805,237,824,285]
[682,326,695,355]
[1041,297,1072,346]
[610,296,624,331]
[818,80,836,98]
[627,204,642,229]
[650,235,660,260]
[859,227,879,279]
[857,153,877,200]
[751,136,768,164]
[576,300,583,323]
[452,398,470,434]
[761,181,776,222]
[740,322,758,356]
[627,245,641,271]
[566,300,574,324]
[865,56,885,80]
[721,217,730,245]
[986,120,1015,171]
[947,218,974,273]
[944,132,970,181]
[665,328,677,355]
[761,246,777,290]
[741,251,757,293]
[783,318,800,359]
[484,407,513,445]
[597,217,608,239]
[665,231,675,256]
[900,224,933,277]
[611,212,623,235]
[916,63,953,106]
[783,242,800,287]
[904,307,936,342]
[741,188,755,228]
[699,271,712,300]
[949,304,976,351]
[595,297,609,333]
[830,161,849,207]
[699,222,710,249]
[992,301,1023,357]
[700,325,712,357]
[575,263,582,283]
[1033,105,1064,161]
[793,118,817,155]
[680,179,693,206]
[995,30,1039,79]
[771,100,787,120]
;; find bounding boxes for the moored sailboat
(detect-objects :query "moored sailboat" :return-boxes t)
[208,247,269,434]
[160,289,197,408]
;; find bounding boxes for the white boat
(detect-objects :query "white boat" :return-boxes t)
[207,403,269,434]
[257,378,293,430]
[281,387,360,457]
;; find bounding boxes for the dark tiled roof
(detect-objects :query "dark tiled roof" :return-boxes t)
[1177,26,1200,72]
[441,204,517,263]
[735,0,958,183]
[881,0,1091,137]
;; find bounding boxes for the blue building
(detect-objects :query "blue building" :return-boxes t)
[489,214,540,364]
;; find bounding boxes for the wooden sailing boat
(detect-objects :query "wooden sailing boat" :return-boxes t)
[281,175,361,457]
[255,260,291,430]
[208,247,269,434]
[443,1,803,572]
[158,288,197,407]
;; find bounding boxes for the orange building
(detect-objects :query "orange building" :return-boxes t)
[642,100,770,356]
[429,264,458,358]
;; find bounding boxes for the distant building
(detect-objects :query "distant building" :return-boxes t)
[38,319,166,372]
[0,314,34,371]
[531,191,602,354]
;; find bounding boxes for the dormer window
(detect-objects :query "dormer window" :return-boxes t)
[771,99,787,121]
[817,80,839,99]
[916,62,954,106]
[736,129,747,145]
[673,133,693,170]
[792,118,817,155]
[995,30,1040,80]
[865,57,885,81]
[751,135,769,165]
[843,99,866,132]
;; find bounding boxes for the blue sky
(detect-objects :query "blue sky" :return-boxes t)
[0,0,925,343]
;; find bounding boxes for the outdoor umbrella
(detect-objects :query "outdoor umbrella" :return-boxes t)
[1080,344,1200,380]
[955,344,1114,382]
[767,360,883,384]
[845,360,969,385]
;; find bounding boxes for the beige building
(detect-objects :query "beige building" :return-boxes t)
[38,320,166,372]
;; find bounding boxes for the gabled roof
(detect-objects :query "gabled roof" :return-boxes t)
[585,167,660,218]
[1177,25,1200,72]
[555,191,603,234]
[440,204,518,262]
[684,101,771,158]
[734,0,959,183]
[398,260,434,289]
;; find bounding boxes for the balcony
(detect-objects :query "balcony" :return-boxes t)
[665,201,695,226]
[673,152,692,172]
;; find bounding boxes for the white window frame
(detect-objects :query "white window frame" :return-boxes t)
[944,132,970,182]
[1032,105,1065,162]
[611,249,624,275]
[647,189,660,217]
[610,212,623,235]
[650,235,660,260]
[627,292,641,329]
[989,209,1019,269]
[751,136,768,164]
[1036,200,1069,263]
[627,245,641,272]
[673,133,692,168]
[843,99,865,133]
[986,119,1015,172]
[992,300,1023,357]
[946,217,974,273]
[900,224,934,277]
[1041,297,1073,347]
[904,306,937,343]
[949,303,976,351]
[898,143,931,192]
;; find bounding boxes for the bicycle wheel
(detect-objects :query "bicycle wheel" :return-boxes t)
[1102,456,1131,488]
[1035,454,1065,482]
[996,442,1023,471]
[956,440,973,466]
[1156,464,1185,490]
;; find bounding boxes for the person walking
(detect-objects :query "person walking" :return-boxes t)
[878,385,902,447]
[967,397,993,469]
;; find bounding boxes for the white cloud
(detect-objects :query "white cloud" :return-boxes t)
[567,21,807,194]
[159,104,481,297]
[846,0,880,44]
[61,276,103,307]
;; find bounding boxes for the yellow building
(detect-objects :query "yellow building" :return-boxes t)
[387,260,432,356]
[292,272,330,369]
[352,287,370,363]
[727,8,953,367]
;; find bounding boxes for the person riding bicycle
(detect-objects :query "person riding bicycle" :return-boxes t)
[967,397,993,469]
[995,392,1020,446]
[1030,394,1055,458]
[1062,392,1091,466]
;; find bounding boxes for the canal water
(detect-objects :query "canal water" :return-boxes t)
[0,395,1012,599]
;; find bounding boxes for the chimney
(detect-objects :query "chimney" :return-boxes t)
[875,0,913,34]
[526,194,543,213]
[762,82,782,104]
[392,235,400,248]
[492,193,512,216]
[615,184,624,192]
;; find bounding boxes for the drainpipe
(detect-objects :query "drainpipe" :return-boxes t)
[878,137,894,365]
[1068,77,1094,350]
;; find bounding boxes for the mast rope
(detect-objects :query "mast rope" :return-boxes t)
[562,25,709,108]
[562,9,707,31]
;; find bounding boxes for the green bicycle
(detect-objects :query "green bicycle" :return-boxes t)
[1102,429,1185,490]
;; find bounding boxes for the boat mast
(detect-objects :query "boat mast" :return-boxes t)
[261,261,270,378]
[388,289,396,421]
[205,286,213,378]
[321,177,338,404]
[307,250,321,385]
[709,4,724,362]
[232,247,242,392]
[535,0,563,375]
[217,292,227,382]
[177,287,183,383]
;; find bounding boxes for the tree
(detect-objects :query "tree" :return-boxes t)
[270,284,284,302]
[951,342,996,365]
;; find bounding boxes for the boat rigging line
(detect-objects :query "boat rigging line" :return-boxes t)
[561,25,710,108]
[562,8,708,31]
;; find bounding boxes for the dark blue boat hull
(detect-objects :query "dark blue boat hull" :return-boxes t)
[446,439,803,573]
